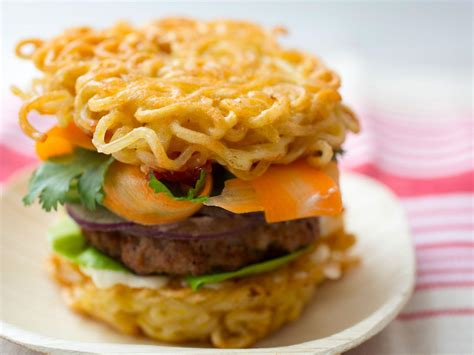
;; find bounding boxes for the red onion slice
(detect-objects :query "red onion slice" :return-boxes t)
[65,204,264,240]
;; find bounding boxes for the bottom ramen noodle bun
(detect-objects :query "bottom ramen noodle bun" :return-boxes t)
[49,229,356,348]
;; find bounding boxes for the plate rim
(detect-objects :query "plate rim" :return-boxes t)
[0,170,416,354]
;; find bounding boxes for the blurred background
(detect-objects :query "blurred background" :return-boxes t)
[1,1,472,354]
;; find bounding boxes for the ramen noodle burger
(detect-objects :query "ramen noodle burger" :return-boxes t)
[15,18,359,348]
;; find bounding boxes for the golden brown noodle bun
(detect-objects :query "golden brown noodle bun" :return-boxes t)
[15,19,359,179]
[49,230,356,348]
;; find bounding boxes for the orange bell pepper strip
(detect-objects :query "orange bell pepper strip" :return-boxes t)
[35,123,94,160]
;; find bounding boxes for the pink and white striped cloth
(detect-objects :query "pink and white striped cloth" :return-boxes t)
[1,93,473,354]
[342,106,473,354]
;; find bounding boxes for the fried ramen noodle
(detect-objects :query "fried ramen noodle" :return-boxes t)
[15,18,359,179]
[50,229,357,348]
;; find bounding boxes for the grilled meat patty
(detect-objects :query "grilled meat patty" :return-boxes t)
[74,207,319,276]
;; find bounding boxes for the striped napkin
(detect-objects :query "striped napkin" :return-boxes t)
[1,84,472,353]
[341,75,473,353]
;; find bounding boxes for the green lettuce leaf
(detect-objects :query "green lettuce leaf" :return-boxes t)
[47,216,127,272]
[23,148,114,211]
[185,247,310,290]
[148,169,208,203]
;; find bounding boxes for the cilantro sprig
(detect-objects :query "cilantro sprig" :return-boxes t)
[148,169,208,203]
[23,148,114,211]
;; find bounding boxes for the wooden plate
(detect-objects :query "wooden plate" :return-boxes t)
[0,169,415,354]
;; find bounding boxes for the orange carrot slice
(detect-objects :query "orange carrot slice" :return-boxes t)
[204,160,342,223]
[204,178,263,213]
[103,162,212,225]
[35,123,94,160]
[251,160,342,222]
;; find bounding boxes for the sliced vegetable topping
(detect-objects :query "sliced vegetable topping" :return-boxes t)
[36,123,95,160]
[66,203,263,239]
[23,148,114,211]
[149,169,208,203]
[48,216,127,271]
[185,247,309,290]
[204,160,342,223]
[251,160,342,222]
[103,162,212,225]
[204,178,263,213]
[153,161,210,186]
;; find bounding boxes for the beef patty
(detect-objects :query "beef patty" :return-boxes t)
[70,206,319,276]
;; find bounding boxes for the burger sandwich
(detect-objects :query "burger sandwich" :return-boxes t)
[15,18,360,348]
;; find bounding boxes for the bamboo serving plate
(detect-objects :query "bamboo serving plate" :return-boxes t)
[0,170,415,354]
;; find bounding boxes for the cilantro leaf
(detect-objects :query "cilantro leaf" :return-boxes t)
[77,154,114,210]
[185,247,310,290]
[186,169,207,199]
[148,169,208,203]
[23,149,114,211]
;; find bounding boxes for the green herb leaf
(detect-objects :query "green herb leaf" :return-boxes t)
[23,148,114,211]
[77,153,114,210]
[186,169,207,199]
[185,247,310,291]
[148,170,208,203]
[48,216,128,272]
[148,174,174,195]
